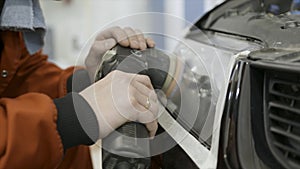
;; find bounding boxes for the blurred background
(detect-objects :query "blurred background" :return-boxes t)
[40,0,224,67]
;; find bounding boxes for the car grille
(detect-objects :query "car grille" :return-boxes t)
[265,70,300,169]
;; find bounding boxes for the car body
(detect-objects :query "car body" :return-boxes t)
[159,0,300,169]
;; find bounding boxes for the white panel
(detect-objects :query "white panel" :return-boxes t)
[164,0,186,51]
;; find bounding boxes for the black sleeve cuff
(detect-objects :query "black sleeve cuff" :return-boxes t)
[67,69,91,93]
[54,92,99,150]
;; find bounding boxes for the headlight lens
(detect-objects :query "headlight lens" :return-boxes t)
[170,31,261,147]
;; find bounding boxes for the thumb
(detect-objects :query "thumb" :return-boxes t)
[88,38,117,63]
[93,38,117,57]
[85,38,117,76]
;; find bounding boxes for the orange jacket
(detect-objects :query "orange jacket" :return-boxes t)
[0,31,93,169]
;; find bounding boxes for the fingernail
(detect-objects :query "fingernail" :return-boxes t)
[149,43,155,48]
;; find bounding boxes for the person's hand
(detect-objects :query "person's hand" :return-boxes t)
[85,26,155,81]
[79,70,159,139]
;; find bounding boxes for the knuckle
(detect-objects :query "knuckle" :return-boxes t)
[130,86,138,97]
[111,70,119,73]
[113,70,123,75]
[137,75,151,85]
[109,26,121,32]
[91,43,99,51]
[143,75,151,83]
[124,26,133,31]
[130,96,139,107]
[109,70,120,77]
[137,35,145,41]
[111,27,125,40]
[111,70,118,75]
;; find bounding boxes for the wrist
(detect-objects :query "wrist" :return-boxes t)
[54,92,99,150]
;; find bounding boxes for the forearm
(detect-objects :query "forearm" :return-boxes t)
[55,69,100,150]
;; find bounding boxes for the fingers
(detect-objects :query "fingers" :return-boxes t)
[86,26,155,80]
[96,26,129,47]
[108,70,159,137]
[123,27,140,49]
[133,74,154,90]
[133,89,158,116]
[146,37,155,48]
[128,73,159,137]
[146,120,158,138]
[132,95,158,138]
[95,26,155,50]
[85,38,117,80]
[89,38,117,60]
[132,79,157,102]
[134,29,147,50]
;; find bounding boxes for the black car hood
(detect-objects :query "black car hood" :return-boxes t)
[193,0,300,49]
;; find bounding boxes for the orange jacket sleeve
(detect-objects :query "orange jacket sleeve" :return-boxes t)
[0,93,64,169]
[0,31,94,169]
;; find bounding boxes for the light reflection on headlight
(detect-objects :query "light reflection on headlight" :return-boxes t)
[172,39,235,146]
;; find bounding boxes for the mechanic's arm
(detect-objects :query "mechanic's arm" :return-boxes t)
[0,59,95,169]
[0,27,157,169]
[0,94,66,169]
